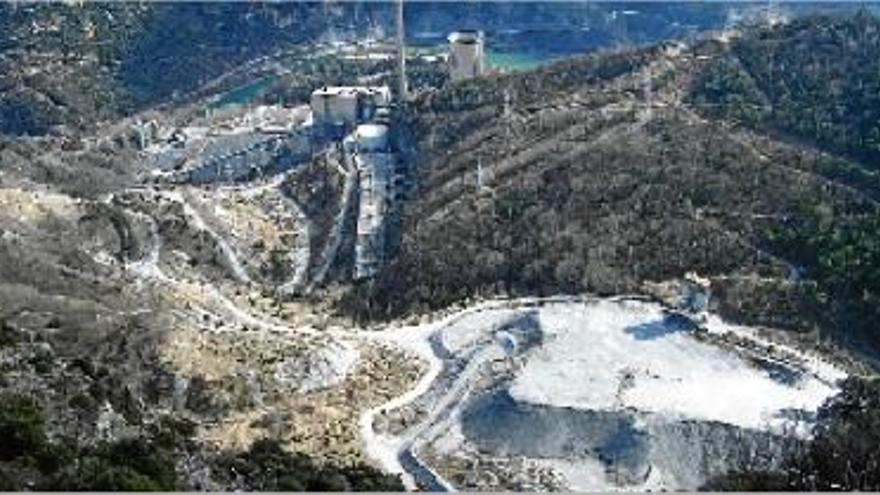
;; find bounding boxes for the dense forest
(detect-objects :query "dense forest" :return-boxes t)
[691,12,880,165]
[767,202,880,352]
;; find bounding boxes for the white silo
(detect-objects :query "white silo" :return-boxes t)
[355,123,389,153]
[448,30,485,82]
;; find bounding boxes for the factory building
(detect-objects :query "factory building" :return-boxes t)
[448,30,485,82]
[310,86,391,138]
[311,87,359,128]
[309,85,397,279]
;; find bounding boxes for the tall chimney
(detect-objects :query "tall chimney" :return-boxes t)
[396,0,408,102]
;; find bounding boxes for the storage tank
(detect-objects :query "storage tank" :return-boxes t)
[356,123,389,152]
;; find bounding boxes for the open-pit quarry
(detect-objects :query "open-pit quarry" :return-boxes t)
[4,16,877,490]
[360,296,846,491]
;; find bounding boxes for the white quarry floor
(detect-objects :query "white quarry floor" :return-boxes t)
[361,296,847,492]
[509,299,843,434]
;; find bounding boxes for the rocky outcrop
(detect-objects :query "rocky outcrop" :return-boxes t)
[645,418,803,490]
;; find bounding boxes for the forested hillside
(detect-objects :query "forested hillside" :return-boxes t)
[690,12,880,357]
[345,14,880,361]
[0,393,401,490]
[0,1,774,138]
[691,11,880,164]
[0,2,376,136]
[0,3,152,134]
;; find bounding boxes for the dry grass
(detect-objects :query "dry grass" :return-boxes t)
[0,187,82,223]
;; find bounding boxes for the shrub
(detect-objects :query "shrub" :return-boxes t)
[0,394,46,462]
[215,438,404,491]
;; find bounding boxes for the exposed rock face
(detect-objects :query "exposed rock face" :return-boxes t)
[367,298,842,492]
[462,390,651,483]
[644,418,802,490]
[460,389,802,490]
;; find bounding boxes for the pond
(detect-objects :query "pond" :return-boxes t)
[209,75,279,109]
[486,50,556,72]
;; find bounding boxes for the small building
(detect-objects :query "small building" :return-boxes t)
[681,271,711,314]
[448,30,485,82]
[362,86,392,109]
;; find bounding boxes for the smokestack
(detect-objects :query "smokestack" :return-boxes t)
[396,0,408,102]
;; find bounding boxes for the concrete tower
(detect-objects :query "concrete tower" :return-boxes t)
[396,0,408,101]
[448,30,485,82]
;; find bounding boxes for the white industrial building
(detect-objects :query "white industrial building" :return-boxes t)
[310,86,396,279]
[448,30,485,82]
[310,86,392,131]
[311,87,360,128]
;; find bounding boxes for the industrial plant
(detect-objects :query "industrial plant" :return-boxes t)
[7,1,874,493]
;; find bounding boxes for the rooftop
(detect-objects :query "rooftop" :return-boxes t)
[312,85,391,97]
[448,30,483,45]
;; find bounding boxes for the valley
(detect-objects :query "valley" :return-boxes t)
[1,2,880,492]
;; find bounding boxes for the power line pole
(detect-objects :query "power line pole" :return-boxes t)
[643,66,653,121]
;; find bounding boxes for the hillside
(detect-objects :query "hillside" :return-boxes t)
[343,15,880,360]
[691,12,880,166]
[0,2,368,136]
[0,136,410,489]
[0,1,761,138]
[1,5,879,492]
[0,3,151,135]
[690,12,880,357]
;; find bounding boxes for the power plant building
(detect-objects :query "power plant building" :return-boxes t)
[448,30,485,82]
[310,87,360,128]
[310,86,392,134]
[308,85,396,280]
